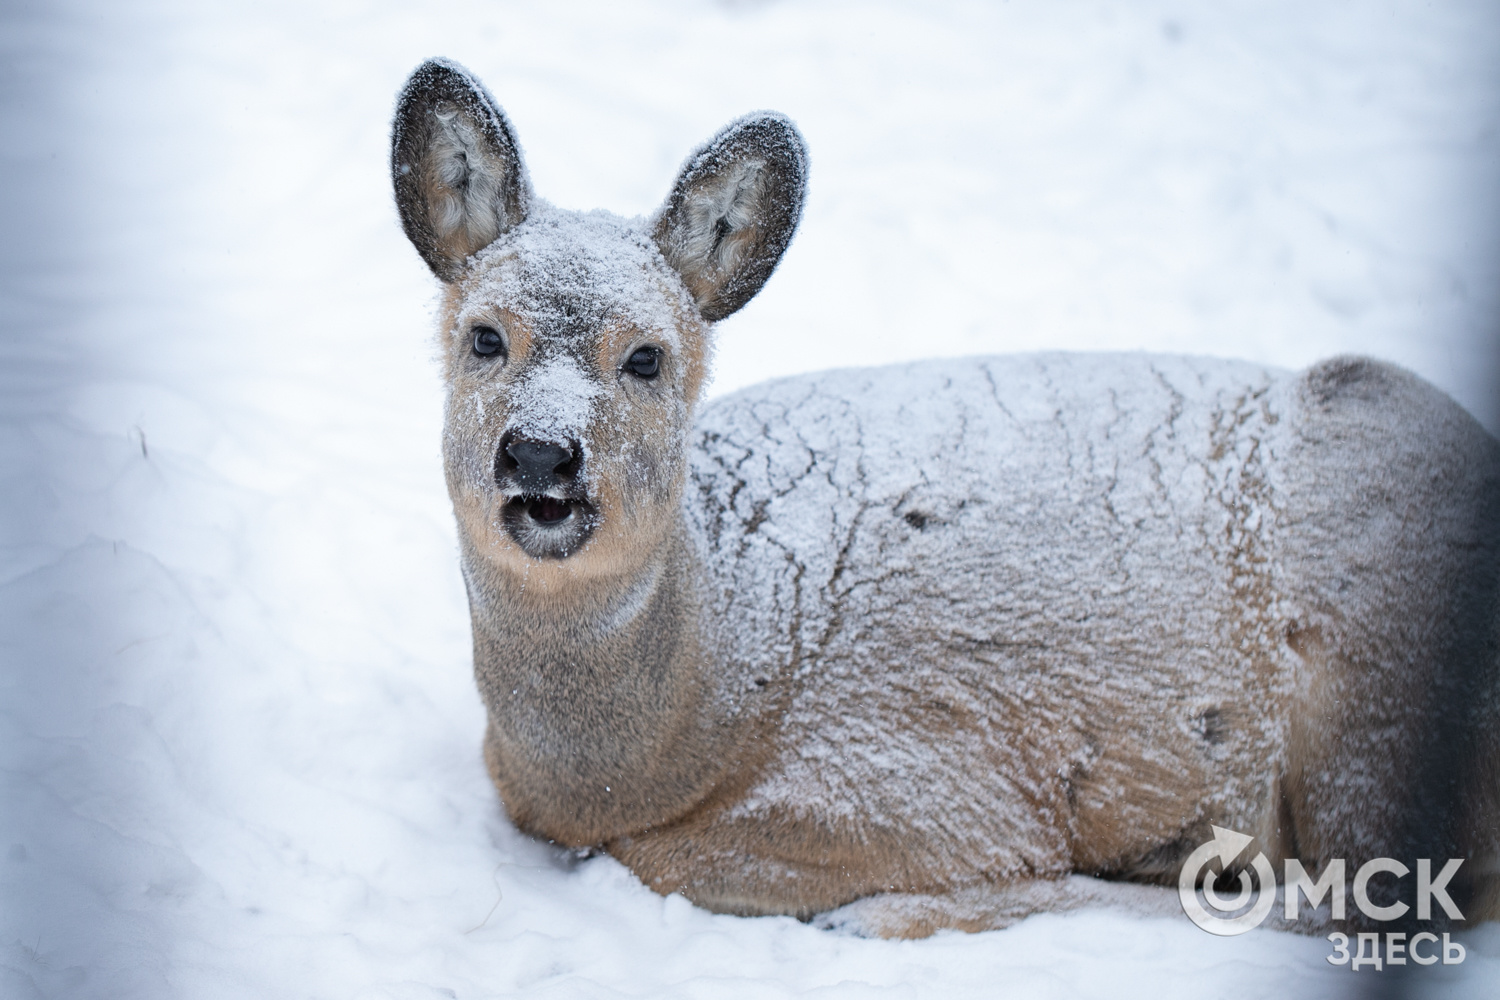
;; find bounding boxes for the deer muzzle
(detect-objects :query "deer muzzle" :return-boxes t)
[494,431,598,557]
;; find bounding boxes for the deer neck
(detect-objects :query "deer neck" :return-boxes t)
[460,523,734,843]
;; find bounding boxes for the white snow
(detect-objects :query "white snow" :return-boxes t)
[2,1,1498,998]
[503,354,601,448]
[462,206,688,353]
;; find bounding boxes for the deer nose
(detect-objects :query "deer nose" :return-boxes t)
[499,433,581,492]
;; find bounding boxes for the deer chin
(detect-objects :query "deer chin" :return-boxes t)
[500,493,599,560]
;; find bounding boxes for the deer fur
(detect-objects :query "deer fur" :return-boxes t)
[391,58,1500,938]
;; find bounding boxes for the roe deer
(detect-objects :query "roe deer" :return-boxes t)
[391,59,1500,937]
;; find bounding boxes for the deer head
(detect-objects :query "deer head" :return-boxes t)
[392,59,807,593]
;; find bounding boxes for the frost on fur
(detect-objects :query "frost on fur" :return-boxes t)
[392,59,533,282]
[652,112,808,322]
[391,60,1500,940]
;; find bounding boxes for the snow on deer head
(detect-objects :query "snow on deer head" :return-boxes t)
[392,59,806,581]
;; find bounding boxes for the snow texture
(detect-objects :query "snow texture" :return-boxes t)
[463,207,688,356]
[502,352,601,448]
[693,353,1290,843]
[3,1,1499,998]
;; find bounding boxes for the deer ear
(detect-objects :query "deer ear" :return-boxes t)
[391,59,532,283]
[652,113,807,322]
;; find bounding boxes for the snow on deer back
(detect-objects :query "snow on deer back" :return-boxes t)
[392,59,1500,937]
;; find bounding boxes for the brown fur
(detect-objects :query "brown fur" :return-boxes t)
[392,60,1500,938]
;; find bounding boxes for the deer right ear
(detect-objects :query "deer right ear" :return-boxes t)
[391,59,532,283]
[652,113,808,322]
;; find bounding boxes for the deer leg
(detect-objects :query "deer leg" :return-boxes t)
[811,876,1180,939]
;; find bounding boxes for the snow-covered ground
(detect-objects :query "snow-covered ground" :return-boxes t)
[3,1,1498,997]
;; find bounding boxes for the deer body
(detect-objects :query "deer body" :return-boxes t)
[393,60,1500,936]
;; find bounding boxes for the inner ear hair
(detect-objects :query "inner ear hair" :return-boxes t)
[652,113,808,322]
[391,59,532,283]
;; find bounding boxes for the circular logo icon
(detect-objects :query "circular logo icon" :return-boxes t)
[1178,825,1276,935]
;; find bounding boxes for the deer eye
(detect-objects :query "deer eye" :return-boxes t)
[624,346,660,379]
[472,325,506,358]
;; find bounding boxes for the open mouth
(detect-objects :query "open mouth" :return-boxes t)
[500,494,598,558]
[518,496,573,525]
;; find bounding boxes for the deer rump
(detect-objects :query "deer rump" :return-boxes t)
[391,59,1500,938]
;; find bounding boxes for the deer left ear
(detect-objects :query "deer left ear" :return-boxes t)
[651,113,808,322]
